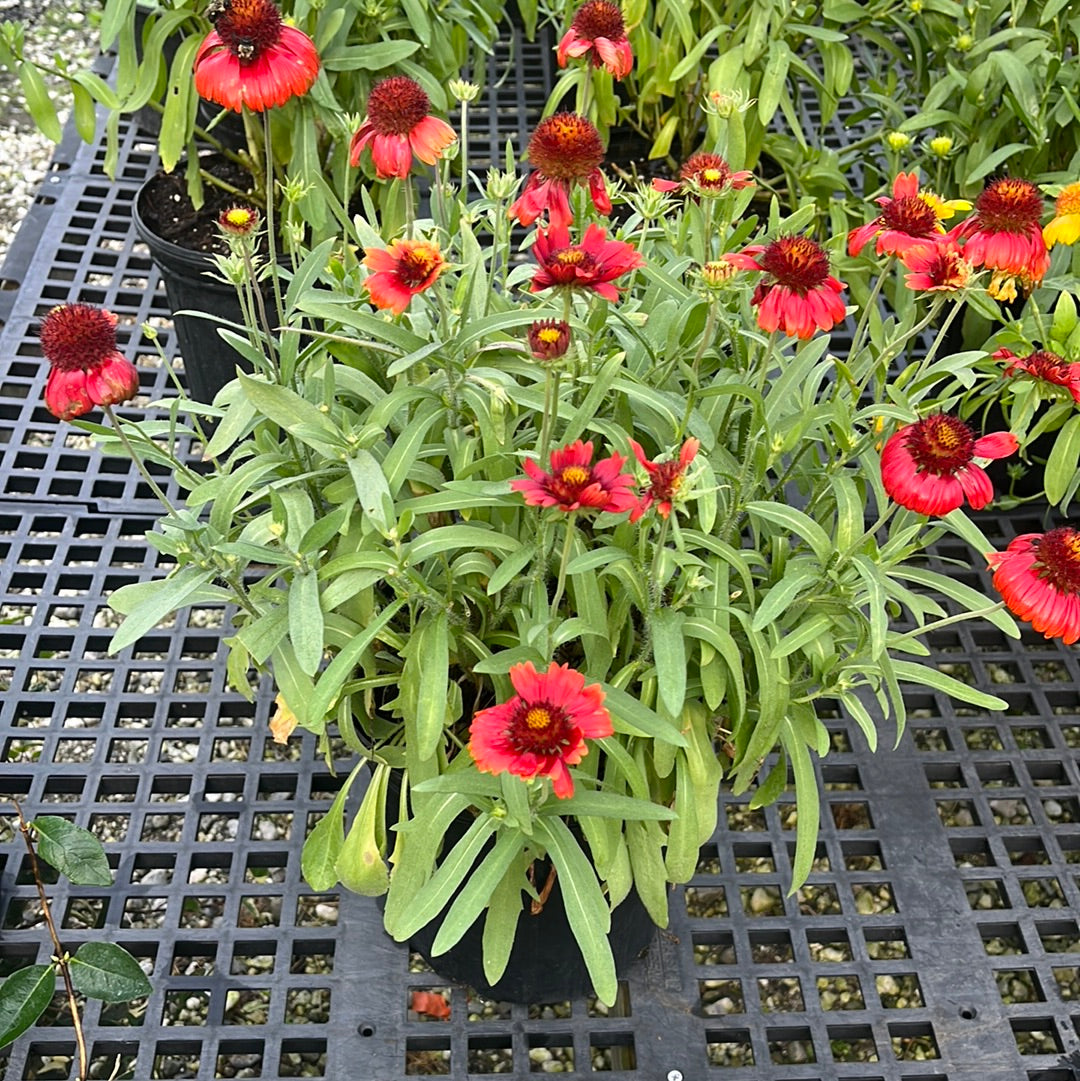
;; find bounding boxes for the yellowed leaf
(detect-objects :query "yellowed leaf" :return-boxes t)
[269,694,298,745]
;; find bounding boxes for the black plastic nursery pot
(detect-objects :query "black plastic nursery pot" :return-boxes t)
[133,173,252,404]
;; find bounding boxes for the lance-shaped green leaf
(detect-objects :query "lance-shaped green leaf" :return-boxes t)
[32,817,112,886]
[0,965,55,1049]
[69,942,152,1002]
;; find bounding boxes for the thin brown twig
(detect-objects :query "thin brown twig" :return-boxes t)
[12,799,89,1081]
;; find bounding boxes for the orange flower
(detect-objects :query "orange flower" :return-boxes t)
[509,113,610,229]
[468,661,613,798]
[557,0,634,79]
[40,304,139,421]
[194,0,319,113]
[349,76,457,180]
[900,241,971,293]
[727,236,847,339]
[848,171,948,257]
[363,238,447,315]
[988,528,1080,645]
[511,439,638,515]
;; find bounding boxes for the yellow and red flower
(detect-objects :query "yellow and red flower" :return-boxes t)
[528,319,571,361]
[193,0,319,113]
[880,415,1018,516]
[511,438,638,514]
[529,222,643,300]
[509,113,610,229]
[993,347,1080,404]
[39,303,139,421]
[557,0,634,79]
[651,152,754,197]
[1043,182,1080,249]
[728,235,847,339]
[363,238,447,315]
[987,528,1080,645]
[900,240,972,293]
[949,177,1050,294]
[349,76,457,180]
[627,438,699,522]
[469,661,613,799]
[848,172,949,257]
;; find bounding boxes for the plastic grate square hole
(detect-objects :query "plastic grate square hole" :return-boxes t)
[1014,726,1052,749]
[889,1021,940,1060]
[179,895,225,929]
[724,804,765,831]
[797,883,842,915]
[60,897,107,931]
[215,1044,263,1078]
[171,944,216,977]
[758,977,804,1012]
[767,1026,816,1064]
[527,1037,574,1073]
[877,973,924,1008]
[991,797,1034,826]
[685,887,728,918]
[733,843,774,873]
[526,999,570,1020]
[586,985,631,1019]
[467,1037,513,1074]
[1022,877,1067,908]
[296,896,337,927]
[853,882,897,915]
[913,728,950,751]
[937,799,979,827]
[22,1044,77,1079]
[1053,967,1080,1001]
[188,855,232,885]
[238,895,282,928]
[963,727,1005,751]
[996,968,1045,1004]
[153,1040,201,1078]
[121,897,168,929]
[408,988,450,1022]
[589,1033,636,1072]
[952,837,994,868]
[1038,921,1080,953]
[966,879,1009,910]
[291,943,335,975]
[1007,837,1051,866]
[749,930,793,963]
[230,945,275,976]
[1045,797,1080,823]
[279,1039,327,1077]
[1011,1019,1063,1055]
[163,990,210,1026]
[89,1044,138,1078]
[841,840,884,871]
[865,928,910,960]
[699,978,744,1015]
[224,988,271,1025]
[706,1029,754,1067]
[742,885,783,917]
[817,974,864,1010]
[692,932,736,966]
[828,1024,878,1062]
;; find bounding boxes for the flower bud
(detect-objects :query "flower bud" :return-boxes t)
[954,32,973,51]
[218,204,260,236]
[449,79,480,103]
[928,135,954,157]
[485,168,519,202]
[884,130,912,151]
[700,257,736,288]
[528,319,571,361]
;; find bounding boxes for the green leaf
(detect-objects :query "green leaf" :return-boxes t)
[107,569,220,654]
[651,608,686,719]
[781,717,821,891]
[289,567,324,676]
[535,817,617,1006]
[431,828,523,956]
[301,764,363,891]
[414,610,449,761]
[408,525,519,564]
[18,61,61,142]
[600,682,687,746]
[32,817,112,886]
[321,39,420,71]
[237,374,343,455]
[482,856,525,986]
[0,965,55,1049]
[337,765,390,896]
[745,502,832,563]
[892,660,1007,711]
[69,942,151,1003]
[751,566,818,632]
[542,790,676,821]
[964,143,1029,185]
[748,749,788,809]
[1046,413,1080,506]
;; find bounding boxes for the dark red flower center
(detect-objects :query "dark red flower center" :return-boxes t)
[758,235,831,293]
[1034,527,1080,595]
[571,0,626,41]
[366,76,431,136]
[210,0,283,63]
[508,700,573,755]
[40,303,119,373]
[975,178,1044,233]
[395,244,441,287]
[881,195,939,237]
[545,245,596,284]
[904,414,975,476]
[528,113,604,181]
[647,460,686,503]
[681,153,732,191]
[1019,350,1074,384]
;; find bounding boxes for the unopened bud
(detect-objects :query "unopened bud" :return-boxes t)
[449,78,480,104]
[527,319,571,361]
[884,131,912,151]
[928,135,953,157]
[700,257,736,288]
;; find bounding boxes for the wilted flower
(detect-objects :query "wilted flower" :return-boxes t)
[39,303,140,421]
[469,661,614,798]
[994,348,1080,403]
[987,528,1080,645]
[557,0,634,79]
[900,241,972,293]
[849,172,949,258]
[350,76,457,180]
[880,415,1018,516]
[652,153,754,197]
[628,438,699,521]
[194,0,320,113]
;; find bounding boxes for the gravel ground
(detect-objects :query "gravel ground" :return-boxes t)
[0,0,96,258]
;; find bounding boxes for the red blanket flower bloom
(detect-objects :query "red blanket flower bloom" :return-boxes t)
[194,0,319,113]
[40,304,139,421]
[509,113,610,229]
[652,152,754,196]
[993,348,1080,404]
[949,177,1049,297]
[469,661,614,798]
[363,238,447,315]
[349,76,457,180]
[881,415,1018,516]
[511,439,637,514]
[627,437,699,521]
[557,0,634,79]
[528,319,571,361]
[529,222,643,300]
[988,528,1080,645]
[728,236,847,339]
[900,241,971,293]
[848,171,948,257]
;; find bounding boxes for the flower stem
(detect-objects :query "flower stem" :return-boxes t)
[13,799,89,1081]
[261,109,286,330]
[851,255,894,360]
[460,99,470,193]
[549,511,577,649]
[102,404,181,516]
